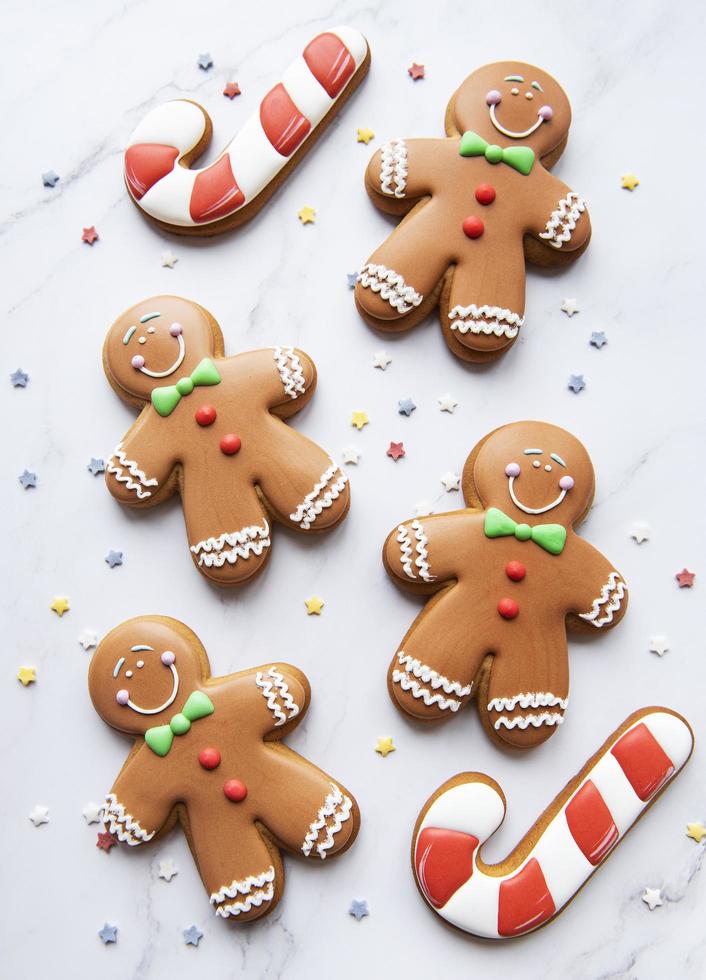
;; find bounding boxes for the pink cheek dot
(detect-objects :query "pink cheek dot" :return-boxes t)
[539,104,553,121]
[559,475,574,490]
[116,689,129,705]
[486,89,502,106]
[131,354,145,370]
[161,651,175,666]
[505,462,521,477]
[169,322,182,337]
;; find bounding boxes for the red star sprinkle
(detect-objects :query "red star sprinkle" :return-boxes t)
[676,568,696,588]
[82,226,99,245]
[96,831,117,851]
[223,82,241,99]
[387,441,406,461]
[408,63,425,81]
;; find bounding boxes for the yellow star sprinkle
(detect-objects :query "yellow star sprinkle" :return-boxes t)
[621,173,639,191]
[297,205,316,225]
[687,822,706,844]
[375,736,396,757]
[50,596,70,617]
[304,596,324,616]
[357,127,375,145]
[17,666,36,686]
[351,410,369,430]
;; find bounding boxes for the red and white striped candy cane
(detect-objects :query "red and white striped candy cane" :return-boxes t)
[124,27,369,233]
[413,707,693,939]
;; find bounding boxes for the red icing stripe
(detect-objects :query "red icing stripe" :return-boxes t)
[189,155,244,223]
[415,827,478,909]
[303,32,355,98]
[565,779,619,866]
[260,83,311,157]
[611,723,675,802]
[498,858,556,937]
[125,144,179,200]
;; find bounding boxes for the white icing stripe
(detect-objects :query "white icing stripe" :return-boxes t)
[215,883,275,917]
[301,783,353,859]
[210,866,275,905]
[487,692,568,712]
[578,572,626,627]
[288,464,348,530]
[127,100,206,152]
[106,444,159,500]
[396,652,473,698]
[538,192,586,249]
[448,304,524,339]
[493,711,564,731]
[273,346,306,399]
[357,263,423,314]
[103,794,154,845]
[379,139,408,197]
[255,666,300,727]
[190,521,270,568]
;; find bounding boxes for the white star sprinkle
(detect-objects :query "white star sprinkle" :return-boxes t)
[157,858,179,882]
[438,393,458,413]
[560,297,580,317]
[342,447,360,465]
[372,350,392,370]
[641,887,663,911]
[648,635,670,657]
[79,629,99,650]
[29,805,49,827]
[630,522,650,544]
[440,471,460,492]
[160,250,179,268]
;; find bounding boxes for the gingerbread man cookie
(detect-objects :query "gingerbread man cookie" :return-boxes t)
[355,62,590,362]
[413,708,693,938]
[103,296,349,586]
[89,616,359,921]
[383,421,628,748]
[124,27,369,235]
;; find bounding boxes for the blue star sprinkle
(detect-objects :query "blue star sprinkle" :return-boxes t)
[98,923,118,944]
[105,550,123,568]
[42,170,60,188]
[398,398,417,417]
[11,368,29,387]
[88,457,106,476]
[19,470,37,489]
[183,925,203,946]
[198,53,213,70]
[347,272,358,288]
[590,331,607,349]
[349,899,369,921]
[568,374,586,394]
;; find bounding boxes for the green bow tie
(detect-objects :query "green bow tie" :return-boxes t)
[151,358,221,417]
[459,131,535,176]
[145,690,215,757]
[484,507,566,555]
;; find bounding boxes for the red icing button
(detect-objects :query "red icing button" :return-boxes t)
[195,404,217,426]
[505,561,526,582]
[220,433,242,455]
[498,597,519,620]
[198,747,221,770]
[462,215,484,239]
[475,183,496,205]
[223,779,248,802]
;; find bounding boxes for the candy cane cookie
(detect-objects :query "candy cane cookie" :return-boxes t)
[124,27,370,235]
[413,707,693,939]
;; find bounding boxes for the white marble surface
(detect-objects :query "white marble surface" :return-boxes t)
[3,0,706,976]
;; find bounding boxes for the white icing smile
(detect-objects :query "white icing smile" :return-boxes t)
[138,333,185,378]
[507,475,568,515]
[489,104,545,139]
[115,648,181,715]
[125,663,180,714]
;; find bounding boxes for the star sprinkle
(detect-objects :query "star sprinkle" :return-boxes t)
[349,899,369,921]
[305,596,324,616]
[347,272,358,289]
[197,52,213,70]
[398,398,416,416]
[157,858,179,882]
[19,469,37,489]
[183,925,203,946]
[568,373,585,393]
[630,522,650,544]
[160,249,179,268]
[223,81,241,99]
[297,205,316,225]
[375,736,396,757]
[42,170,60,187]
[648,635,670,657]
[387,441,405,461]
[82,802,103,824]
[440,471,460,492]
[97,831,116,852]
[590,331,607,349]
[357,127,375,144]
[351,410,369,430]
[561,298,580,317]
[29,805,49,827]
[438,393,458,413]
[105,550,123,568]
[687,822,706,844]
[79,629,98,650]
[17,666,36,686]
[641,887,663,911]
[88,457,105,476]
[372,349,392,370]
[676,569,695,588]
[98,923,118,944]
[414,501,434,517]
[11,368,29,387]
[621,173,639,191]
[81,226,99,245]
[408,63,425,80]
[342,447,360,465]
[51,596,70,616]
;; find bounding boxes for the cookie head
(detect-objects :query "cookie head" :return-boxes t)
[467,421,594,527]
[450,62,571,159]
[103,296,217,402]
[88,618,203,735]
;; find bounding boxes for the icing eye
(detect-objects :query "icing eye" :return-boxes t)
[486,89,502,106]
[539,105,553,121]
[525,92,534,100]
[559,475,574,490]
[161,651,175,666]
[116,689,129,705]
[136,660,144,668]
[511,87,519,95]
[147,326,156,334]
[169,322,182,337]
[138,336,146,344]
[125,670,133,678]
[505,462,520,477]
[532,460,541,468]
[544,464,552,471]
[131,354,145,369]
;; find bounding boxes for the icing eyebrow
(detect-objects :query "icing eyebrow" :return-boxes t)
[523,448,543,455]
[122,326,137,345]
[131,644,154,652]
[550,453,566,466]
[139,312,161,324]
[113,657,125,678]
[531,80,543,92]
[504,75,524,82]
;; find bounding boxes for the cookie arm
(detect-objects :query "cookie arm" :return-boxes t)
[105,411,176,507]
[364,137,434,209]
[526,171,591,253]
[237,347,316,419]
[568,541,628,631]
[246,663,310,737]
[102,745,178,844]
[383,512,468,590]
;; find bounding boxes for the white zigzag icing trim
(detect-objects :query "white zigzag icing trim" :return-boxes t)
[255,666,300,727]
[357,263,423,314]
[391,670,463,712]
[289,464,348,530]
[103,793,155,845]
[397,651,472,698]
[578,572,626,628]
[380,139,408,198]
[210,866,275,905]
[410,519,435,582]
[488,692,569,712]
[273,346,306,399]
[190,521,270,568]
[215,883,275,918]
[538,191,586,249]
[301,783,353,859]
[494,712,565,731]
[448,304,524,339]
[396,524,416,578]
[106,444,159,499]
